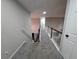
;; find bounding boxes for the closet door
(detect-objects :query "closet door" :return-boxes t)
[61,0,77,59]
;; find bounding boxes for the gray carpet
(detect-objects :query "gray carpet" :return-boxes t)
[12,30,64,59]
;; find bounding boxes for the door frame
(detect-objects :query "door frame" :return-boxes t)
[60,0,70,51]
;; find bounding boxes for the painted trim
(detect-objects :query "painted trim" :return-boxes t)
[47,32,60,51]
[50,38,63,56]
[45,30,64,57]
[9,40,26,59]
[60,0,71,51]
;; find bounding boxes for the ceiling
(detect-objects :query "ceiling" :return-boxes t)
[17,0,67,18]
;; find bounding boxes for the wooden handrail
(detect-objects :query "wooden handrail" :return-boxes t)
[48,26,62,34]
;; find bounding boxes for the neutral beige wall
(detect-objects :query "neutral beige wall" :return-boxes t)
[1,0,31,59]
[45,17,64,31]
[31,18,40,33]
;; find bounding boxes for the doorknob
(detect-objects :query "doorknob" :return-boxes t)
[65,34,69,38]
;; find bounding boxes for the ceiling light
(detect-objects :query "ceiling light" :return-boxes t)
[43,11,46,14]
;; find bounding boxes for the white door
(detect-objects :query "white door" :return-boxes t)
[61,0,77,59]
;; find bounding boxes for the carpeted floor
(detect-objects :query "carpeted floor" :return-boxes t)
[12,30,64,59]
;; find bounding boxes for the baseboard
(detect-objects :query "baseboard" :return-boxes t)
[50,38,63,56]
[9,40,26,59]
[46,32,64,57]
[50,38,60,51]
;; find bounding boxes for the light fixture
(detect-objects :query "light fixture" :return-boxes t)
[43,11,46,15]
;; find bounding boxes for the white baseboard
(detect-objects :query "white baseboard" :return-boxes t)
[50,38,63,56]
[9,40,26,59]
[46,32,63,57]
[50,38,60,51]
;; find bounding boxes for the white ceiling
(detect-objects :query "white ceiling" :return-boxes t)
[17,0,67,18]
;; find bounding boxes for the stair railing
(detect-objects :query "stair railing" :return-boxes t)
[48,26,62,38]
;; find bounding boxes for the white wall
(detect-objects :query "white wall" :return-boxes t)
[1,0,31,59]
[45,18,64,31]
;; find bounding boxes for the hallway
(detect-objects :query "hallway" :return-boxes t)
[12,30,63,59]
[1,0,77,59]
